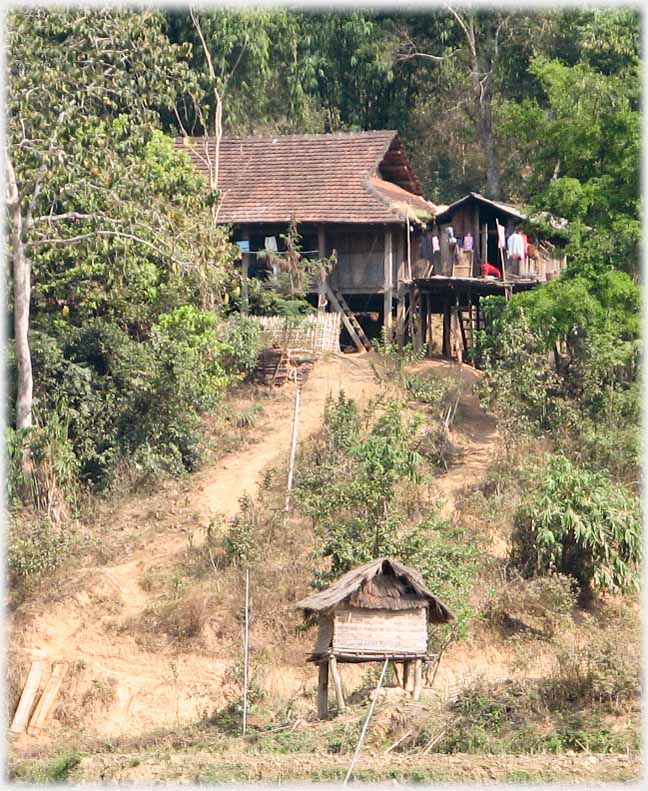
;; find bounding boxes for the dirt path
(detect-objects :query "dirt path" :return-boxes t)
[406,357,498,519]
[9,353,382,740]
[193,353,380,524]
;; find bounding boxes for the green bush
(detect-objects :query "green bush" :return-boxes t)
[511,453,641,596]
[9,305,246,497]
[220,315,262,377]
[8,517,84,584]
[298,393,480,641]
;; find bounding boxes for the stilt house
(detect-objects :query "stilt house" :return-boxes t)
[178,133,567,360]
[177,131,437,350]
[295,557,454,716]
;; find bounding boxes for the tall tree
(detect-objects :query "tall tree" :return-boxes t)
[6,9,233,430]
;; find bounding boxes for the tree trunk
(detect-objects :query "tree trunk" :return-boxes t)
[478,100,500,198]
[471,51,500,198]
[7,156,33,430]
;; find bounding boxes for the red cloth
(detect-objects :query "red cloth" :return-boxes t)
[481,262,501,278]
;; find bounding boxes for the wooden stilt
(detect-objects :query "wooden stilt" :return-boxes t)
[407,285,415,345]
[412,659,423,701]
[392,661,402,688]
[317,224,327,312]
[329,655,346,712]
[456,303,468,361]
[396,282,406,346]
[419,292,428,354]
[404,660,415,693]
[383,228,394,340]
[317,660,329,720]
[241,228,250,315]
[401,661,409,690]
[442,300,451,358]
[10,659,46,735]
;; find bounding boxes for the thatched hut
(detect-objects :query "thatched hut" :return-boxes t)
[295,557,454,717]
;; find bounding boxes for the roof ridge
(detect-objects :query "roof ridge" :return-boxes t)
[176,130,398,144]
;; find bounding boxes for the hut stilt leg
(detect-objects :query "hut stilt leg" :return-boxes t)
[329,656,346,712]
[391,661,401,688]
[412,659,423,701]
[401,661,408,690]
[404,660,414,693]
[317,660,329,719]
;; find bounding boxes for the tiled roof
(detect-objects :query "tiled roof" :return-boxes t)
[175,131,436,225]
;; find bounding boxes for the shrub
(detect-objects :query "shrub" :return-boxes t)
[220,315,262,377]
[483,573,577,639]
[8,517,84,585]
[223,495,263,566]
[541,615,641,709]
[511,453,641,596]
[298,393,481,643]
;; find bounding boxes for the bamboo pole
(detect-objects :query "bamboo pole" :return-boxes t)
[343,658,389,786]
[242,568,250,736]
[283,382,301,517]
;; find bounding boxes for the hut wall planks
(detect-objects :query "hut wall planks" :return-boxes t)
[332,606,427,655]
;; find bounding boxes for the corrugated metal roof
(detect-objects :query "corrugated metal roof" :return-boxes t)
[175,131,436,225]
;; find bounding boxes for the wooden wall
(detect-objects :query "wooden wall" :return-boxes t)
[332,606,427,654]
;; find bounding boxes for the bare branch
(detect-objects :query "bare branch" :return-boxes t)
[27,228,192,271]
[31,211,122,226]
[445,3,476,61]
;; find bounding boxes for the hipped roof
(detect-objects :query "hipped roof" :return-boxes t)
[176,131,437,225]
[295,557,454,625]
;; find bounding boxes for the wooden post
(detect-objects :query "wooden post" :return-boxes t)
[407,285,415,345]
[426,294,434,355]
[383,227,393,339]
[329,655,346,711]
[472,202,480,276]
[396,282,406,346]
[391,661,402,688]
[419,291,427,354]
[317,660,329,719]
[442,299,451,358]
[481,223,488,267]
[401,661,409,690]
[412,659,423,701]
[317,224,327,312]
[241,227,250,315]
[404,660,415,693]
[10,659,46,734]
[455,298,468,363]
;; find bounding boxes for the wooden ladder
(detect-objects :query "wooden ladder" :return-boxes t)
[325,285,372,352]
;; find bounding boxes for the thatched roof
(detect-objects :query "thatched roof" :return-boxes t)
[295,557,454,625]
